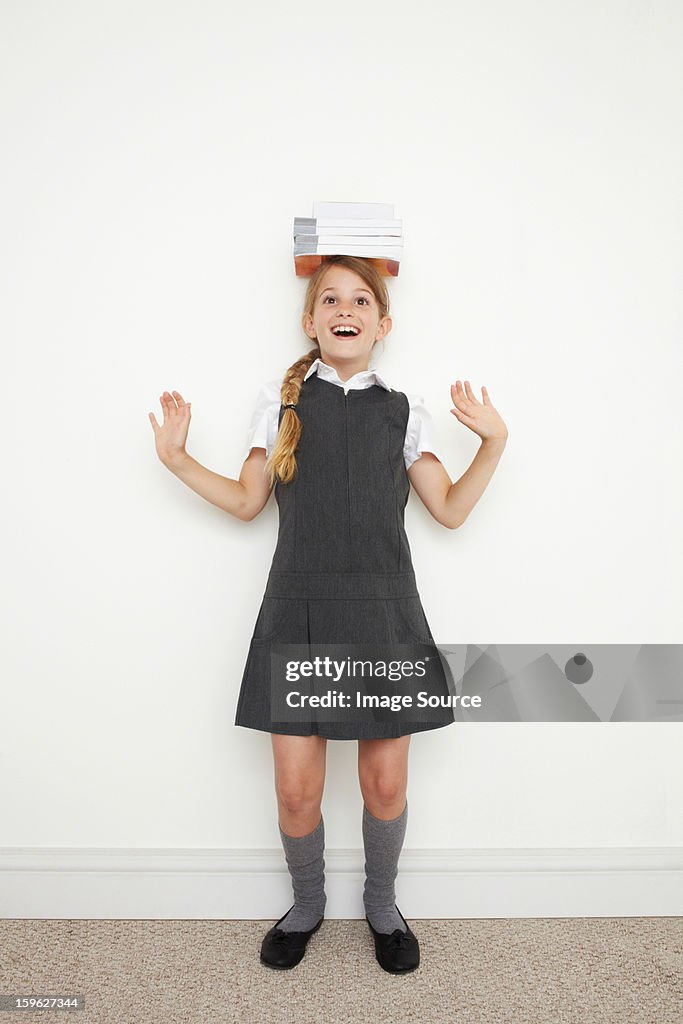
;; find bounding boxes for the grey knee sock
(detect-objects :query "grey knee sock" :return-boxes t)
[277,815,327,932]
[362,801,408,934]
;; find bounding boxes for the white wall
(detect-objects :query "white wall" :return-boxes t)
[1,0,682,913]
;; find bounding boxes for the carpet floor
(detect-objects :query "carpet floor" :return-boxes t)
[1,917,682,1023]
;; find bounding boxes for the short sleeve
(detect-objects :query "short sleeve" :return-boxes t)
[241,378,283,464]
[403,394,445,470]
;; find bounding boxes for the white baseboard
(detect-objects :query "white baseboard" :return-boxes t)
[1,847,681,919]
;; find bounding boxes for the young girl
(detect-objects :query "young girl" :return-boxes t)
[149,255,508,975]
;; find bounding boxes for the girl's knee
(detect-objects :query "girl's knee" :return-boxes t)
[359,773,406,810]
[275,778,323,815]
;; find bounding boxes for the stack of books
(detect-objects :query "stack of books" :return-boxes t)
[293,201,403,277]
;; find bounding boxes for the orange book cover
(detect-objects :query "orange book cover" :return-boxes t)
[294,254,400,278]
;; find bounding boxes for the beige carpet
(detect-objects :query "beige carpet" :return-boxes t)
[1,917,682,1023]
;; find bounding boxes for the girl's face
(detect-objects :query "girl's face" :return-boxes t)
[303,265,392,365]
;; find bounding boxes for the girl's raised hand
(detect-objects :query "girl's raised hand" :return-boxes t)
[149,390,192,464]
[450,380,508,443]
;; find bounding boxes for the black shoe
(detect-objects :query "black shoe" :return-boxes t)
[366,904,420,974]
[260,905,324,970]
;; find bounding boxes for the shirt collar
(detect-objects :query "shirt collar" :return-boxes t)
[303,357,392,392]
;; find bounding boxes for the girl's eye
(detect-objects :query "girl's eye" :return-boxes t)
[322,296,370,304]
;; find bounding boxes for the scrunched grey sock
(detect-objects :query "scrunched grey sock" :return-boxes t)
[277,815,327,933]
[362,801,408,934]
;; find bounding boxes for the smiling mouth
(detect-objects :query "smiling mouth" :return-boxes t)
[330,326,361,338]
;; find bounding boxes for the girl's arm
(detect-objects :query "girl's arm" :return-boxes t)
[149,390,273,522]
[164,447,273,521]
[408,442,506,529]
[407,380,508,529]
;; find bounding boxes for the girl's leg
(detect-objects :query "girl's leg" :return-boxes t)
[357,736,411,934]
[272,733,327,835]
[271,733,328,932]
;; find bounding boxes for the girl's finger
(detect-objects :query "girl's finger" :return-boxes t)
[464,380,479,404]
[451,381,468,406]
[481,385,491,405]
[172,390,186,407]
[455,380,475,409]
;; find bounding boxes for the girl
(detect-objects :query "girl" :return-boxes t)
[149,255,508,974]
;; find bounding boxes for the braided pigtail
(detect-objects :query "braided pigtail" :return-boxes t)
[264,345,320,486]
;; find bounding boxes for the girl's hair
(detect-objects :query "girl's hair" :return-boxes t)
[264,255,391,486]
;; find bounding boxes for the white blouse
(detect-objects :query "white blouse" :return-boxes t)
[242,358,444,470]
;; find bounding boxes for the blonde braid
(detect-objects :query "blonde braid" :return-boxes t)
[264,345,320,486]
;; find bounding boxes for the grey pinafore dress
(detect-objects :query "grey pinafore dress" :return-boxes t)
[234,372,456,740]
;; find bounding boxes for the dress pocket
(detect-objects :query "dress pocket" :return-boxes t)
[392,597,434,645]
[250,598,292,645]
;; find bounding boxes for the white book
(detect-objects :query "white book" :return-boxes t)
[312,201,394,220]
[294,218,403,235]
[294,234,403,247]
[294,241,403,259]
